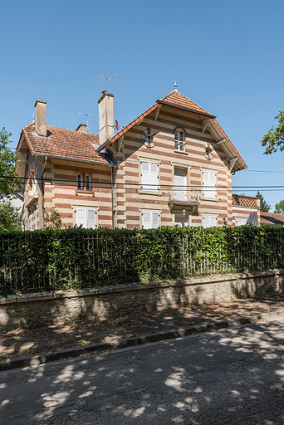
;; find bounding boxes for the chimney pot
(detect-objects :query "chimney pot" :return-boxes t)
[75,123,88,133]
[34,100,47,137]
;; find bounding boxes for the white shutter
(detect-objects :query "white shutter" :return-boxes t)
[87,209,97,229]
[203,216,217,228]
[203,216,210,228]
[141,161,158,191]
[142,211,151,229]
[76,208,86,228]
[174,168,187,200]
[202,170,217,198]
[152,212,160,229]
[34,214,38,230]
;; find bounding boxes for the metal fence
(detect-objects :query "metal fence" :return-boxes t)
[0,227,283,296]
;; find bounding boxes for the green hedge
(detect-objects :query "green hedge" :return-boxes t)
[0,226,283,296]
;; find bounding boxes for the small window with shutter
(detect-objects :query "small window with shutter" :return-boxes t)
[202,170,217,199]
[141,210,160,229]
[203,215,217,228]
[75,208,97,229]
[141,161,159,191]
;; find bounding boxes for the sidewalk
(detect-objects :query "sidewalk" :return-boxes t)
[1,294,284,362]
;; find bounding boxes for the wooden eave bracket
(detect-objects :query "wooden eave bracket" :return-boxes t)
[229,157,238,172]
[117,135,125,152]
[217,138,227,145]
[201,119,211,133]
[154,105,162,122]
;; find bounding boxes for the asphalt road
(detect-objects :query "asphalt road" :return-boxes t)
[1,319,284,424]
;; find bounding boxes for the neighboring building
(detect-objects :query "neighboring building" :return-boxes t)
[232,195,260,226]
[260,212,284,226]
[16,87,259,230]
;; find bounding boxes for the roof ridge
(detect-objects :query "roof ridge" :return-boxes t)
[47,125,99,137]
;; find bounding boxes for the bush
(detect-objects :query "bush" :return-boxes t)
[0,226,283,297]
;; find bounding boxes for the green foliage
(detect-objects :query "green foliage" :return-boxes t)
[0,128,20,195]
[0,201,21,231]
[260,110,284,154]
[256,191,271,212]
[275,200,284,214]
[44,208,62,229]
[0,226,284,297]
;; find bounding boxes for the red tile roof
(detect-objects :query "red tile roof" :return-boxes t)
[260,212,284,226]
[158,91,215,117]
[232,195,259,208]
[22,124,108,164]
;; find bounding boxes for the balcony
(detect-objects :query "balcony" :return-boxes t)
[168,190,200,212]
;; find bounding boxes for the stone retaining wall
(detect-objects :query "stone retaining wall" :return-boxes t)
[1,269,284,331]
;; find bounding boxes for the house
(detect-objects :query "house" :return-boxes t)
[260,211,284,226]
[16,87,260,230]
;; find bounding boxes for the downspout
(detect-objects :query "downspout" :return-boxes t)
[111,166,114,229]
[41,156,48,229]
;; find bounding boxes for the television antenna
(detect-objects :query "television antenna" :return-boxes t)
[75,112,97,132]
[92,73,119,91]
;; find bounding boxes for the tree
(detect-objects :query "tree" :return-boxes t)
[0,128,20,195]
[0,201,21,231]
[260,110,284,154]
[275,200,284,214]
[256,191,270,212]
[44,208,62,230]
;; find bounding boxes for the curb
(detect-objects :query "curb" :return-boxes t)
[1,309,284,372]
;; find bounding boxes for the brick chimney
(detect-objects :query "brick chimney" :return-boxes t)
[34,100,47,137]
[98,91,114,145]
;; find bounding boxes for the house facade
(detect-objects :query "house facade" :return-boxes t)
[16,88,260,230]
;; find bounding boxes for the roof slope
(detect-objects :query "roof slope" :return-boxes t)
[21,124,107,164]
[158,91,215,118]
[260,212,284,226]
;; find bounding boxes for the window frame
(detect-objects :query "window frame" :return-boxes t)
[174,128,186,152]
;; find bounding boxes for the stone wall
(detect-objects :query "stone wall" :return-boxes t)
[1,269,284,331]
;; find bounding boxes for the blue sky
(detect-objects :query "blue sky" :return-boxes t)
[1,0,284,210]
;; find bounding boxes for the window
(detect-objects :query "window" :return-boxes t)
[86,175,92,191]
[203,215,217,228]
[144,134,152,145]
[77,174,83,190]
[174,129,186,151]
[174,168,187,201]
[75,208,97,229]
[142,211,160,229]
[202,170,217,199]
[206,147,212,156]
[141,161,159,191]
[29,216,33,231]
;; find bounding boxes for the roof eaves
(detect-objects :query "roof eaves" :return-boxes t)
[33,152,113,166]
[157,99,216,119]
[97,103,159,152]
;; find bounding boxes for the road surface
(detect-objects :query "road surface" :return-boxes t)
[1,319,284,424]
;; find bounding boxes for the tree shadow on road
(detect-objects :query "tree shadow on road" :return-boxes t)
[1,320,284,424]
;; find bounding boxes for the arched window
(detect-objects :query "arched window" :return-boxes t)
[174,128,186,152]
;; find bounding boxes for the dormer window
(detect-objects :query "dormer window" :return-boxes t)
[174,128,186,152]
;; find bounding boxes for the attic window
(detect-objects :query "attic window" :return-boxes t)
[144,135,152,145]
[174,128,186,152]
